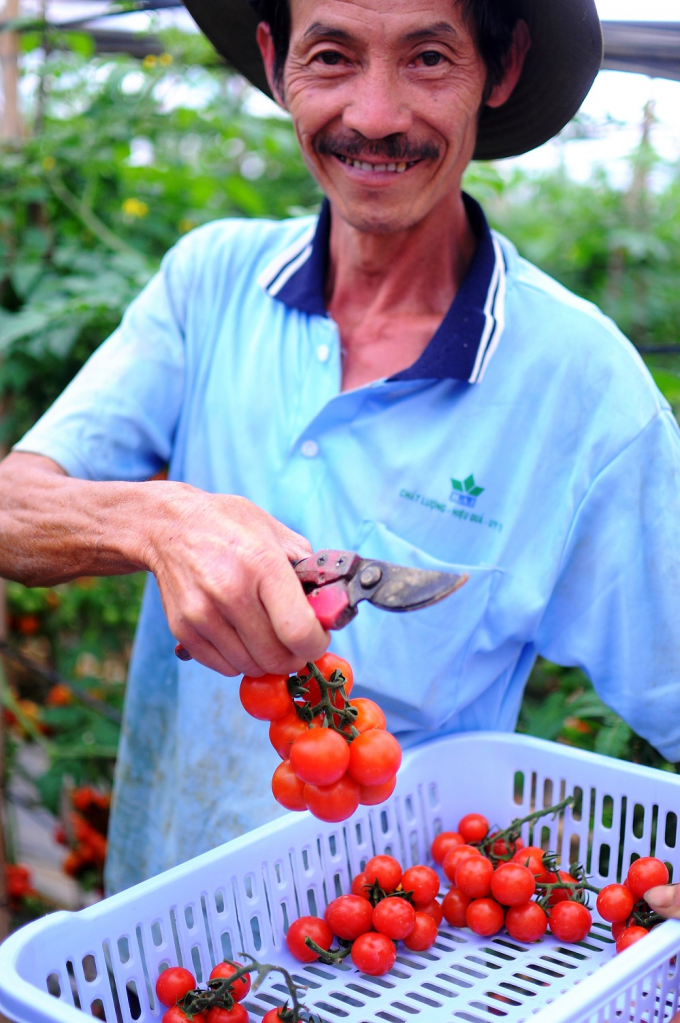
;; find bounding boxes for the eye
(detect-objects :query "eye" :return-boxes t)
[419,50,444,67]
[316,50,343,65]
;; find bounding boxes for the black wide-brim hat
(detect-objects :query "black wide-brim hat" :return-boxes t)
[181,0,603,161]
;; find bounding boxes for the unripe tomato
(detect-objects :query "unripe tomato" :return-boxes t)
[442,845,481,883]
[419,898,444,926]
[359,776,397,805]
[271,760,307,811]
[458,813,489,844]
[325,894,373,940]
[206,1005,247,1023]
[403,911,438,951]
[548,901,592,943]
[505,901,548,942]
[616,925,648,953]
[626,857,669,900]
[511,846,545,876]
[401,865,440,907]
[442,887,471,927]
[239,674,291,721]
[208,961,250,1001]
[596,883,635,923]
[364,854,402,892]
[431,831,464,865]
[372,897,416,940]
[285,916,333,963]
[349,698,386,732]
[351,932,396,976]
[491,863,536,907]
[269,712,309,759]
[156,967,196,1007]
[348,730,402,787]
[290,729,350,786]
[303,775,360,822]
[466,898,504,936]
[455,855,494,899]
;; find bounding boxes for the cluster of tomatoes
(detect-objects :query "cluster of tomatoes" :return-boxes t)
[595,856,669,953]
[4,863,37,908]
[154,960,299,1023]
[240,653,402,823]
[286,854,443,976]
[55,786,110,883]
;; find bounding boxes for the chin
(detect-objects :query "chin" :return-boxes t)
[335,199,425,236]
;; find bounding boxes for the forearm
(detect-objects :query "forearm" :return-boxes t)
[0,452,169,585]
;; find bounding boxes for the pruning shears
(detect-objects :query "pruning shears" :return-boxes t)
[174,549,467,660]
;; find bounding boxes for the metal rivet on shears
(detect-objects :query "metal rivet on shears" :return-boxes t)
[317,554,327,565]
[359,565,382,588]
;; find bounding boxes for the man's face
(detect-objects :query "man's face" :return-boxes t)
[266,0,491,234]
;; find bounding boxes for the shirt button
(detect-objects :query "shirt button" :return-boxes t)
[301,439,319,458]
[317,344,330,362]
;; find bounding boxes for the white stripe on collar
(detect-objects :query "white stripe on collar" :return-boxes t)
[468,233,507,384]
[257,223,316,295]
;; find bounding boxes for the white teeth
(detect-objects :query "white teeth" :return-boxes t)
[374,164,387,172]
[338,155,412,172]
[387,163,396,172]
[353,159,362,169]
[360,161,373,171]
[396,163,407,173]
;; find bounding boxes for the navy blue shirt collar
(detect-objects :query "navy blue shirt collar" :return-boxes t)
[260,192,507,384]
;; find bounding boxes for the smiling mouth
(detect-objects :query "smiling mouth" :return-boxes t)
[334,153,420,174]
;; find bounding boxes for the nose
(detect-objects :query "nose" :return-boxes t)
[342,60,413,140]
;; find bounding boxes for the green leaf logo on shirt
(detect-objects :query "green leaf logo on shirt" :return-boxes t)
[451,474,484,498]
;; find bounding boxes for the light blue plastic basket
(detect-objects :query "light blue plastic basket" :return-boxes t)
[2,732,680,1023]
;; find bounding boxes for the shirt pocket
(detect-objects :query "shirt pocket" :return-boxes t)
[332,519,503,731]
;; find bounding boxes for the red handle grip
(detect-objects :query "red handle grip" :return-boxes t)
[306,581,357,630]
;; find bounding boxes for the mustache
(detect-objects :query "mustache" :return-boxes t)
[315,131,440,163]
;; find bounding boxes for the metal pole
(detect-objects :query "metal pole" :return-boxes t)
[0,0,22,139]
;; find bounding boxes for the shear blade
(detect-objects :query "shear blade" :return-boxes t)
[365,564,468,612]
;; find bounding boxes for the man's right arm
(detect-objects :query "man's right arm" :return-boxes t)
[0,451,328,677]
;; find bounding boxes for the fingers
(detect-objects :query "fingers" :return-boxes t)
[645,884,680,919]
[256,552,329,664]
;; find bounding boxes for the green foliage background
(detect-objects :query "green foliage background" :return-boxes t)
[1,37,679,849]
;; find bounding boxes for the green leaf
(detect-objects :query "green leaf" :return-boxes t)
[470,486,484,497]
[451,479,463,492]
[464,474,476,494]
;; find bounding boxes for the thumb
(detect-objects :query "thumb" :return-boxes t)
[645,883,680,919]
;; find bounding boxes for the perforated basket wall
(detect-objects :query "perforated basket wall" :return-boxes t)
[2,733,680,1023]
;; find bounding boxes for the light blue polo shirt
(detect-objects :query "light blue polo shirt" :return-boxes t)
[15,195,680,893]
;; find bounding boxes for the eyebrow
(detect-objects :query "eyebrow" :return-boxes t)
[403,22,460,42]
[303,22,354,43]
[302,20,459,45]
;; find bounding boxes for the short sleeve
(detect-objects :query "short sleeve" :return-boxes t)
[13,237,194,482]
[536,409,680,761]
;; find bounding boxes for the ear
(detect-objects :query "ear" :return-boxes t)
[256,22,287,109]
[485,18,531,109]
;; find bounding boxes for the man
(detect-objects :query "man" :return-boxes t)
[1,0,680,902]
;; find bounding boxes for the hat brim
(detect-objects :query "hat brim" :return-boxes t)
[181,0,603,162]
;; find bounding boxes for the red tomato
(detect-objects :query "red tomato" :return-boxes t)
[611,919,629,940]
[349,698,386,732]
[351,870,372,898]
[431,831,464,865]
[455,855,494,899]
[271,760,307,811]
[372,897,416,940]
[403,911,438,951]
[466,898,505,936]
[442,845,481,883]
[364,855,402,892]
[290,729,350,786]
[325,894,373,940]
[401,865,440,907]
[303,775,360,822]
[536,869,577,906]
[206,1006,247,1023]
[489,834,525,858]
[441,887,471,927]
[269,712,309,760]
[505,902,548,943]
[208,961,251,1002]
[548,901,592,943]
[626,857,669,900]
[491,863,536,907]
[348,730,402,787]
[359,776,397,806]
[262,1010,288,1023]
[511,846,545,876]
[419,898,444,926]
[163,1008,205,1023]
[616,925,649,954]
[458,813,489,844]
[239,674,291,721]
[299,654,354,707]
[351,932,397,976]
[596,883,635,924]
[285,916,333,963]
[155,967,196,1007]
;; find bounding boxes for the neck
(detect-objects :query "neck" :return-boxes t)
[326,190,477,320]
